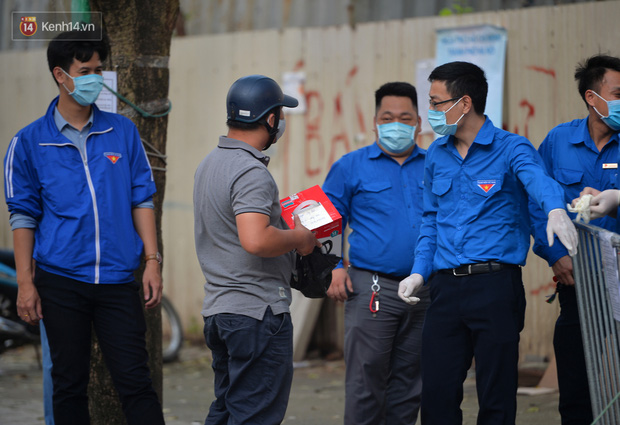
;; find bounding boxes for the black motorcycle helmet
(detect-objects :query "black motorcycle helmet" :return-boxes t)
[226,75,298,149]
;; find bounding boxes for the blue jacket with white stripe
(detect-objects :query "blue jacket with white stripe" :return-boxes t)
[4,97,156,284]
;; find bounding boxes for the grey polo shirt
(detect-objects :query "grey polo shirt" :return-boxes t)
[193,136,295,320]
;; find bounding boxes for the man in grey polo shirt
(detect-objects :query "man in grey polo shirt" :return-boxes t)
[194,74,320,425]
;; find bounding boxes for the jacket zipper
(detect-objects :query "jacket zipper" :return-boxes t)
[82,129,113,284]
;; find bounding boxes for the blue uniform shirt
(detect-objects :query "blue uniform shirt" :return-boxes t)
[322,142,425,277]
[412,117,566,281]
[530,117,619,266]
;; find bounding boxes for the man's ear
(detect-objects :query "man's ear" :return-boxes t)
[584,90,597,108]
[52,67,67,85]
[413,114,422,138]
[462,95,473,115]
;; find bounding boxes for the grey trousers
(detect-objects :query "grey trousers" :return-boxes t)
[344,266,430,425]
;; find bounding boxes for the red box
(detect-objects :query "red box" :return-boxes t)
[280,185,342,256]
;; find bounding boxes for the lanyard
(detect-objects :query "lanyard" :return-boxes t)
[369,273,380,317]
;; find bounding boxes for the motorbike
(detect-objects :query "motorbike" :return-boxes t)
[0,249,183,363]
[0,249,40,354]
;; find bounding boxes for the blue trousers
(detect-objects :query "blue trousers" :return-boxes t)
[554,284,592,425]
[420,268,525,425]
[344,267,430,425]
[40,320,55,425]
[203,307,294,425]
[35,267,164,425]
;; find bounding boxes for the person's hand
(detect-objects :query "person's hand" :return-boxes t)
[293,214,322,256]
[398,273,424,305]
[143,261,163,309]
[326,267,352,302]
[547,209,578,256]
[571,187,601,209]
[16,278,42,325]
[552,255,575,286]
[578,187,601,199]
[589,189,620,220]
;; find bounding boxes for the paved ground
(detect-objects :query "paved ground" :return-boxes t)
[0,343,561,425]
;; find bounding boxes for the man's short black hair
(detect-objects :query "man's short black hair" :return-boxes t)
[375,82,418,113]
[428,61,488,115]
[47,29,109,83]
[575,54,620,106]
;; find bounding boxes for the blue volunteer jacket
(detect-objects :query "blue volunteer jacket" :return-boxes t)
[530,117,619,267]
[4,97,156,284]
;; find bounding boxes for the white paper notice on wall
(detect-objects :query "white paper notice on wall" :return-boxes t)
[282,71,306,114]
[96,71,118,114]
[416,58,435,135]
[435,25,507,128]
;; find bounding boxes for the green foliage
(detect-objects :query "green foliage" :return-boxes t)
[439,0,474,16]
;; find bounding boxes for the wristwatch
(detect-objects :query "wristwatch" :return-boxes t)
[145,252,162,264]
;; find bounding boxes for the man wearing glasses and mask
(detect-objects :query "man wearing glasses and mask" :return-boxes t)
[398,61,578,425]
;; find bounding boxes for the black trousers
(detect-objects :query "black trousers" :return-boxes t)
[35,267,164,425]
[554,284,593,425]
[421,268,525,425]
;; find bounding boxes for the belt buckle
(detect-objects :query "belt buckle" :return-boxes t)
[452,264,472,277]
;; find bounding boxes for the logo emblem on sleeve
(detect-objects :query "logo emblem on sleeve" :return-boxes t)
[477,180,497,193]
[104,152,122,164]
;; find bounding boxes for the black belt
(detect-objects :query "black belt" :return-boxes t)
[438,261,520,277]
[351,266,408,282]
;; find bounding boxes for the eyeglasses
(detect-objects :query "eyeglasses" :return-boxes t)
[429,97,460,109]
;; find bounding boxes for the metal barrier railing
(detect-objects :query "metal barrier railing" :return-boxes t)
[572,222,620,425]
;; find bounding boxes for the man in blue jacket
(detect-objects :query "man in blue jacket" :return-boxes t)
[323,82,430,425]
[398,61,578,425]
[530,54,620,425]
[3,30,164,424]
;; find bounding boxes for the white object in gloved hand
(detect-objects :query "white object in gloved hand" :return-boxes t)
[589,189,620,220]
[566,194,593,224]
[546,208,578,256]
[398,273,424,305]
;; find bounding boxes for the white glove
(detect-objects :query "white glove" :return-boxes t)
[546,208,578,256]
[589,189,620,220]
[398,273,424,305]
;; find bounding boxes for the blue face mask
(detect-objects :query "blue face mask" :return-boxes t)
[376,121,416,154]
[592,91,620,131]
[427,97,465,136]
[276,119,286,140]
[62,69,104,106]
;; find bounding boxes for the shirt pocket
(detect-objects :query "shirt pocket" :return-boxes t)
[431,178,452,197]
[471,177,503,198]
[554,168,583,187]
[356,180,392,212]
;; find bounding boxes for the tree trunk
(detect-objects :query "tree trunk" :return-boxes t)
[86,1,179,423]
